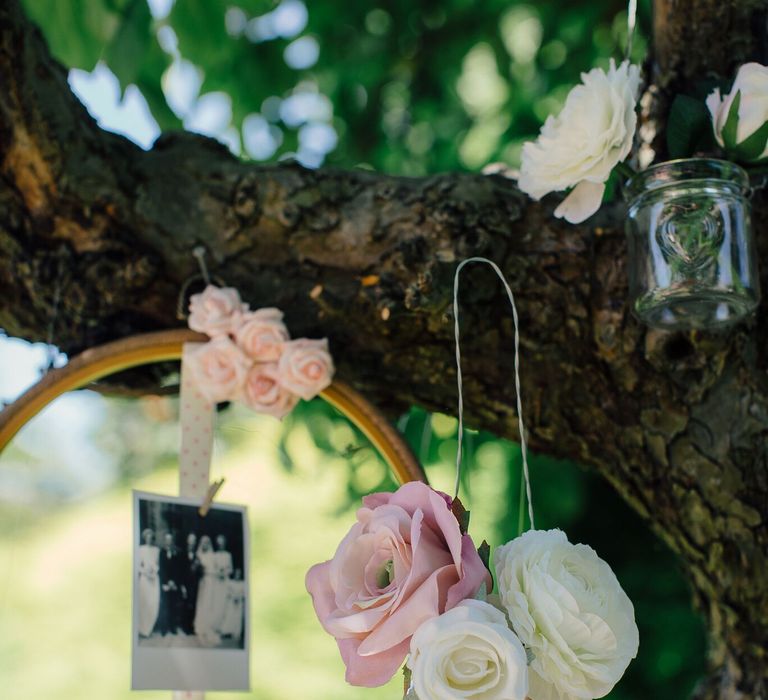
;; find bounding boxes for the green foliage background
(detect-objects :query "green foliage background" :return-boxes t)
[7,0,707,698]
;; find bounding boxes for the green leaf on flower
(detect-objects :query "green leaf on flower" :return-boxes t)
[451,497,470,534]
[478,539,491,571]
[730,119,768,163]
[477,539,494,592]
[666,94,712,159]
[601,168,621,203]
[722,90,742,151]
[403,665,412,696]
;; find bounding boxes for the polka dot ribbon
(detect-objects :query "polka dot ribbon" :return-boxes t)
[172,343,216,700]
[178,342,215,500]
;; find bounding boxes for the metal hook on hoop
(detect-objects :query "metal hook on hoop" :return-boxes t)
[176,247,227,320]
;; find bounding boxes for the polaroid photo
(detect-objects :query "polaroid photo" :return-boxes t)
[132,491,250,690]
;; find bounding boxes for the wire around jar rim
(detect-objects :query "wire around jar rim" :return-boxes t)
[623,158,751,202]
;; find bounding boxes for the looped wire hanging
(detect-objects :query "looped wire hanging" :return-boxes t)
[452,257,535,531]
[625,0,638,61]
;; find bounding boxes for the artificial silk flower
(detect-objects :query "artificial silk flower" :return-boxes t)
[278,338,334,400]
[495,529,639,700]
[518,59,641,224]
[407,599,529,700]
[185,284,334,416]
[186,335,251,404]
[239,362,298,419]
[188,284,248,336]
[234,308,289,361]
[305,482,491,687]
[707,62,768,162]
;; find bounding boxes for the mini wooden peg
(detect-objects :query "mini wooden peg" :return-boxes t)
[198,478,225,517]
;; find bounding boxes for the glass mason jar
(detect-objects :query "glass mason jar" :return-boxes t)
[624,158,759,329]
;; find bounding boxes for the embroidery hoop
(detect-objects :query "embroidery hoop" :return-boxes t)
[0,328,425,486]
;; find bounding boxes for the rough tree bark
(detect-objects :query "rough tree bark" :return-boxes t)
[1,0,767,697]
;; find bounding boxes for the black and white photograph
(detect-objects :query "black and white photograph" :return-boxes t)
[132,491,250,690]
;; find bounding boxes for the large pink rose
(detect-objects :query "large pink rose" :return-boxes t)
[234,308,290,361]
[278,338,334,400]
[188,285,248,336]
[305,481,491,687]
[187,336,251,404]
[239,363,298,419]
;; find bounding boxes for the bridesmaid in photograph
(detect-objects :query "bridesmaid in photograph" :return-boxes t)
[220,568,245,644]
[137,528,160,638]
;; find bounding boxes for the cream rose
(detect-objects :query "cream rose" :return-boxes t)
[407,599,528,700]
[707,62,768,162]
[186,336,251,404]
[278,338,334,400]
[495,529,639,700]
[234,308,290,361]
[188,285,248,337]
[518,59,640,224]
[239,363,298,419]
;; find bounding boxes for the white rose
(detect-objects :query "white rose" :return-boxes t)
[186,336,251,404]
[707,62,768,162]
[234,308,290,361]
[495,529,638,700]
[407,599,528,700]
[518,59,640,224]
[188,285,248,337]
[277,338,334,400]
[239,362,298,419]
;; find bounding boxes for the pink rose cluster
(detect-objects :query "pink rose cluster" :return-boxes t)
[186,284,334,418]
[306,481,492,687]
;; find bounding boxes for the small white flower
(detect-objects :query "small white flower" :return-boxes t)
[518,59,640,224]
[407,599,528,700]
[707,62,768,162]
[495,529,639,700]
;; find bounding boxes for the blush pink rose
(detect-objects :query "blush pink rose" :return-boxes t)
[239,363,298,419]
[305,481,492,687]
[188,285,248,336]
[278,338,334,400]
[234,308,290,361]
[187,336,251,404]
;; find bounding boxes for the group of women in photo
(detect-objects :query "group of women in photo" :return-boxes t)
[137,528,245,648]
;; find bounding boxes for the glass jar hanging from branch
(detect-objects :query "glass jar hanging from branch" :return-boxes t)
[515,56,767,331]
[623,158,759,329]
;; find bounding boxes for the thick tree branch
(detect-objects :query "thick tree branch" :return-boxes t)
[1,1,767,696]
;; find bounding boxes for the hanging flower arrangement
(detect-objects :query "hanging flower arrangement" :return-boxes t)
[306,481,639,699]
[185,284,334,417]
[514,45,765,329]
[306,259,640,699]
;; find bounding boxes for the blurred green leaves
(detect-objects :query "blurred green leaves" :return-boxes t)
[23,0,652,171]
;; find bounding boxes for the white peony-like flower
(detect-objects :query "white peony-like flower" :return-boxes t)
[407,599,528,700]
[518,59,640,224]
[707,62,768,162]
[495,529,639,700]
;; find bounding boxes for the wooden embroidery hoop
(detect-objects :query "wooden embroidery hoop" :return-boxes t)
[0,328,425,486]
